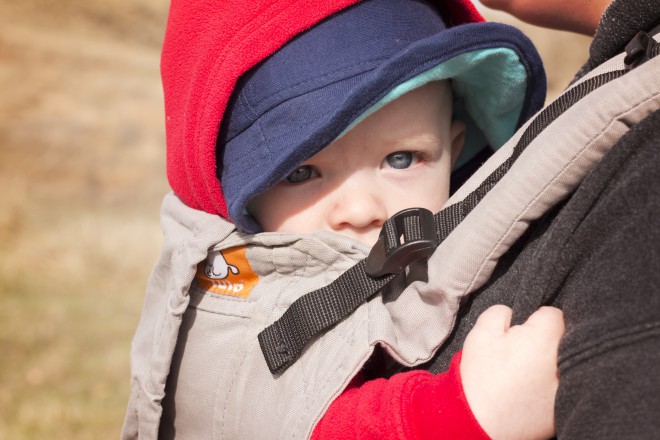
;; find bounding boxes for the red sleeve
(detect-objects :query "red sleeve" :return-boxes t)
[311,351,490,440]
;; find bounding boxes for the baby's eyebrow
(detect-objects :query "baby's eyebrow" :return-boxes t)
[388,134,442,150]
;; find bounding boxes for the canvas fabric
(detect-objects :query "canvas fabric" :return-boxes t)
[122,192,461,440]
[432,35,660,300]
[122,35,660,440]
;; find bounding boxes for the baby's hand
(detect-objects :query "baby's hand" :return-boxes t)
[460,305,565,440]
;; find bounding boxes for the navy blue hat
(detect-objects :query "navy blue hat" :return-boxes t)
[218,0,546,233]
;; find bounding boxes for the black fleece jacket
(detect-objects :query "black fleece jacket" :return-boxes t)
[426,1,660,438]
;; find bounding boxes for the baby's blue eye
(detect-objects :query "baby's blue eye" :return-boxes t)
[285,165,318,183]
[385,152,414,169]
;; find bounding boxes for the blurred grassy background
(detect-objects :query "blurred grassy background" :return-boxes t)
[0,1,590,438]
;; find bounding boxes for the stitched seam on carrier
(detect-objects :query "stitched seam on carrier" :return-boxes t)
[465,91,659,295]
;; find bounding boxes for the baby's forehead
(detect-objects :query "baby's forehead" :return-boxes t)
[308,81,454,160]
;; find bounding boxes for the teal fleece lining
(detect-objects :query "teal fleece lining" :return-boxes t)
[337,48,528,169]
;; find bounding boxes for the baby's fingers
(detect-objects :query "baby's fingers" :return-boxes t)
[472,304,513,335]
[521,306,565,341]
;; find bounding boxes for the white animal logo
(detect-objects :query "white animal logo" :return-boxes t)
[205,250,239,279]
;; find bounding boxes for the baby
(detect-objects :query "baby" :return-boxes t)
[123,1,561,439]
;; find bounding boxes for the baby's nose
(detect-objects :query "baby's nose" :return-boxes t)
[327,175,388,231]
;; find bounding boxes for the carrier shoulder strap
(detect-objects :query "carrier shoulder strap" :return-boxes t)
[258,31,660,375]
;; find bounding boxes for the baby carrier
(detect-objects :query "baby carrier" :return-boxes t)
[121,0,660,437]
[261,29,660,376]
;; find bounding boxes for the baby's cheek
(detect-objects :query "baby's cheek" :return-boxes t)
[404,173,450,212]
[265,203,324,234]
[250,188,304,232]
[275,216,315,234]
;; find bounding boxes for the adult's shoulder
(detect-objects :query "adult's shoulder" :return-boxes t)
[550,107,660,439]
[575,0,660,80]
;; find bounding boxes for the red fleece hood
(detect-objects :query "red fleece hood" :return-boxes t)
[161,0,484,219]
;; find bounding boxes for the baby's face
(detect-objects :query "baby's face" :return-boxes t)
[249,81,465,247]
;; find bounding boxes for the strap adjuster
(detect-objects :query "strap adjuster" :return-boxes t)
[365,208,438,278]
[624,31,655,69]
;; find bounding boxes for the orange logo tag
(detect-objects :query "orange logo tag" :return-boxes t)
[195,246,259,298]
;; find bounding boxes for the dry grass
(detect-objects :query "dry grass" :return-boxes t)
[0,1,590,438]
[0,1,167,438]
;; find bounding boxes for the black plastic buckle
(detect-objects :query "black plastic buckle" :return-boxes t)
[624,31,653,70]
[365,208,438,278]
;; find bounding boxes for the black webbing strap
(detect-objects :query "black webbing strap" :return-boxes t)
[434,67,627,239]
[435,31,660,237]
[258,261,396,375]
[258,32,659,375]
